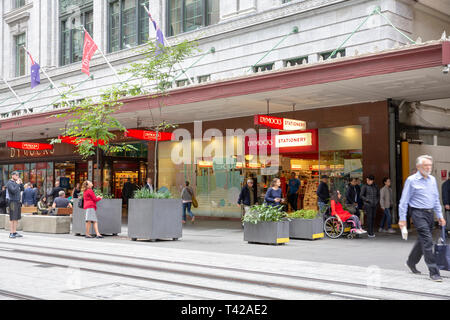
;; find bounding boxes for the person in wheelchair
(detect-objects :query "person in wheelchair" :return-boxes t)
[330,190,367,235]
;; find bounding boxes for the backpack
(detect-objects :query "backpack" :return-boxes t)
[77,197,84,209]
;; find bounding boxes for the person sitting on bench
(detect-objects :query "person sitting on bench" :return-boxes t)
[37,195,49,215]
[50,191,72,215]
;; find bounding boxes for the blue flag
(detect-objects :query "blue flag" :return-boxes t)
[148,11,165,56]
[30,62,41,89]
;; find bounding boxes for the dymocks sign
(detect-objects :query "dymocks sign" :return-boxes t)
[245,129,318,154]
[254,115,307,131]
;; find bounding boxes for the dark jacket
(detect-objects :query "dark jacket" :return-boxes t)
[345,184,362,207]
[237,185,255,206]
[316,182,330,203]
[360,183,379,208]
[22,188,36,206]
[6,180,21,202]
[122,182,135,199]
[443,180,450,207]
[0,189,6,207]
[49,186,64,200]
[264,188,282,206]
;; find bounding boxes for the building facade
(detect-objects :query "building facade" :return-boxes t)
[1,0,450,220]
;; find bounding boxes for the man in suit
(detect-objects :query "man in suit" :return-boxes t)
[144,177,154,193]
[122,178,134,206]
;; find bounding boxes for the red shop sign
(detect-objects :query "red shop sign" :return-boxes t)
[124,129,173,141]
[254,115,307,131]
[7,141,53,151]
[245,129,318,154]
[58,136,106,146]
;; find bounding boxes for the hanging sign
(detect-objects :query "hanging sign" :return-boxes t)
[254,115,306,131]
[7,141,53,151]
[58,136,106,146]
[245,129,318,154]
[124,129,173,141]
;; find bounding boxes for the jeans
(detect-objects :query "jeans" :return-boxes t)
[347,215,362,229]
[407,208,440,276]
[380,208,392,230]
[364,205,377,236]
[288,193,298,211]
[318,201,327,215]
[182,202,194,221]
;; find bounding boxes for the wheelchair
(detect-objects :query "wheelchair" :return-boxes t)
[321,205,360,239]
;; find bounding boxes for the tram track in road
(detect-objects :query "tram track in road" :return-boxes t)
[0,241,448,300]
[0,288,42,300]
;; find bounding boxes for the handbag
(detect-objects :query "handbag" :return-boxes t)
[77,197,84,209]
[187,187,198,208]
[434,227,450,271]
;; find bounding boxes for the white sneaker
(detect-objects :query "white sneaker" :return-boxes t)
[387,228,396,234]
[360,229,367,233]
[368,234,376,238]
[378,228,383,232]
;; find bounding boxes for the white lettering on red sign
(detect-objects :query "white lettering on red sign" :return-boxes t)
[22,143,39,150]
[259,116,282,126]
[275,133,312,148]
[283,119,307,131]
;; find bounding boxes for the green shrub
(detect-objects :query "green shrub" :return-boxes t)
[242,203,288,224]
[288,209,319,220]
[133,187,172,199]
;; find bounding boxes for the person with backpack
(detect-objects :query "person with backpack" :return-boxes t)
[181,181,195,224]
[360,175,379,238]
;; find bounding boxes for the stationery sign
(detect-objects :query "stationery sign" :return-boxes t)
[7,141,53,151]
[245,129,318,154]
[254,115,306,131]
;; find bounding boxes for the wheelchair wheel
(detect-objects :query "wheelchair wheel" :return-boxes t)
[324,216,344,239]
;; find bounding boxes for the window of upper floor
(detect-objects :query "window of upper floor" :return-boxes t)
[59,0,94,66]
[253,63,274,73]
[167,0,219,37]
[320,49,346,61]
[284,56,308,67]
[15,33,26,77]
[13,0,26,9]
[108,0,150,53]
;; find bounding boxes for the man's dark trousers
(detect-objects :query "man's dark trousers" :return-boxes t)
[407,208,440,276]
[288,193,298,211]
[365,205,376,235]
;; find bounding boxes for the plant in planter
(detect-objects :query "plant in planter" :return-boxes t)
[72,189,122,236]
[242,204,290,245]
[128,188,182,242]
[288,209,324,240]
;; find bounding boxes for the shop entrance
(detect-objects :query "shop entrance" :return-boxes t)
[112,161,147,199]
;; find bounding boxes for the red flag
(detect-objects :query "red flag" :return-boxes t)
[81,31,98,76]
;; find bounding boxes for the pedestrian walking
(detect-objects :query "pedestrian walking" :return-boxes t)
[316,175,330,214]
[360,175,379,238]
[264,178,285,207]
[237,178,256,220]
[442,173,450,232]
[287,172,301,211]
[181,181,195,224]
[122,178,134,207]
[82,180,103,239]
[399,155,446,282]
[22,183,36,207]
[379,177,395,233]
[6,172,23,239]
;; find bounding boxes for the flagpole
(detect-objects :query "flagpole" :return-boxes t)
[81,26,122,83]
[22,46,63,95]
[141,4,194,85]
[2,78,23,104]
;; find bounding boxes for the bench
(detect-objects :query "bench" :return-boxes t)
[22,215,71,234]
[21,206,37,215]
[54,207,73,216]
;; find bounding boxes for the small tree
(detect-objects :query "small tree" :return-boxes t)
[123,39,199,188]
[51,84,137,189]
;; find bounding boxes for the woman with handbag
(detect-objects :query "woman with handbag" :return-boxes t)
[181,181,195,224]
[82,180,103,238]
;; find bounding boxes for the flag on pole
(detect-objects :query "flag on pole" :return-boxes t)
[26,50,41,89]
[81,30,98,76]
[145,7,165,55]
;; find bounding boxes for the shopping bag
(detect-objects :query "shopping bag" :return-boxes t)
[435,227,450,271]
[192,196,198,208]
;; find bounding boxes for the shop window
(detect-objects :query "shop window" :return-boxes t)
[108,0,150,53]
[59,1,93,66]
[253,63,274,73]
[167,0,220,37]
[320,49,346,61]
[284,56,308,67]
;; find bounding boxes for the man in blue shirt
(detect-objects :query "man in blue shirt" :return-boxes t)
[399,155,446,282]
[287,172,301,211]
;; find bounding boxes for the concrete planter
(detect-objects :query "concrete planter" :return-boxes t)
[244,220,289,245]
[0,214,5,229]
[4,215,23,231]
[128,199,182,241]
[72,199,123,236]
[289,218,324,240]
[22,216,71,234]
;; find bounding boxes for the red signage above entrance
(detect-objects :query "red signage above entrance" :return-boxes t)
[245,129,318,154]
[254,115,307,131]
[124,129,173,141]
[7,141,53,151]
[58,136,106,146]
